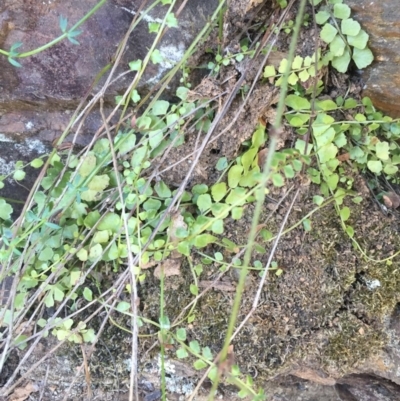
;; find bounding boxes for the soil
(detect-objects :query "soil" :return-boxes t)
[3,1,400,401]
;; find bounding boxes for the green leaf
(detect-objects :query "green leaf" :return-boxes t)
[278,58,288,74]
[283,164,295,178]
[31,158,44,168]
[211,219,224,234]
[8,57,22,68]
[93,230,109,244]
[346,225,354,237]
[334,3,351,19]
[189,340,201,354]
[225,187,247,205]
[192,184,209,194]
[67,31,81,45]
[97,212,121,233]
[384,163,398,175]
[82,328,96,343]
[39,247,54,262]
[320,23,338,44]
[148,130,163,150]
[84,211,101,228]
[347,29,369,49]
[263,65,276,78]
[83,287,93,302]
[149,22,160,33]
[79,154,97,177]
[334,132,347,147]
[116,301,130,312]
[291,55,303,69]
[272,173,284,187]
[313,195,324,206]
[318,143,338,163]
[177,241,190,256]
[340,206,350,221]
[190,284,198,295]
[76,248,88,261]
[344,98,358,109]
[152,100,169,116]
[197,194,212,213]
[367,160,382,174]
[89,244,103,260]
[194,234,217,248]
[376,141,389,160]
[285,94,311,111]
[208,366,218,382]
[211,203,230,219]
[315,10,330,24]
[0,199,13,220]
[129,59,142,71]
[193,359,208,370]
[241,148,258,172]
[303,218,312,231]
[288,72,299,85]
[211,182,227,202]
[118,132,137,155]
[352,47,373,69]
[252,126,265,148]
[131,144,148,168]
[176,328,187,341]
[298,69,310,82]
[316,99,338,111]
[166,12,178,28]
[228,165,243,188]
[70,270,81,286]
[59,15,68,32]
[159,315,170,330]
[150,49,163,64]
[332,50,351,73]
[329,35,346,57]
[216,157,228,171]
[143,198,162,211]
[176,86,189,100]
[314,127,335,148]
[155,181,172,198]
[88,175,110,192]
[286,113,310,127]
[231,207,243,220]
[341,18,361,36]
[13,170,25,181]
[177,348,189,358]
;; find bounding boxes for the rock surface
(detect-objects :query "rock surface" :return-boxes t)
[2,1,400,401]
[0,0,218,161]
[346,0,400,117]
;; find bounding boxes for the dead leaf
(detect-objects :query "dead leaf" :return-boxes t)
[130,115,137,128]
[216,345,235,376]
[15,320,34,337]
[154,257,182,279]
[141,260,158,270]
[9,382,39,401]
[257,148,269,169]
[337,153,350,162]
[291,367,336,386]
[168,211,188,246]
[246,0,264,12]
[199,280,236,292]
[167,211,188,258]
[383,191,400,209]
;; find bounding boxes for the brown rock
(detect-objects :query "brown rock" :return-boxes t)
[346,0,400,117]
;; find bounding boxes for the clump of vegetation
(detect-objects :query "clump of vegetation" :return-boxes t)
[1,0,400,399]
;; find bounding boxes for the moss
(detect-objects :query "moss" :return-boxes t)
[129,185,400,386]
